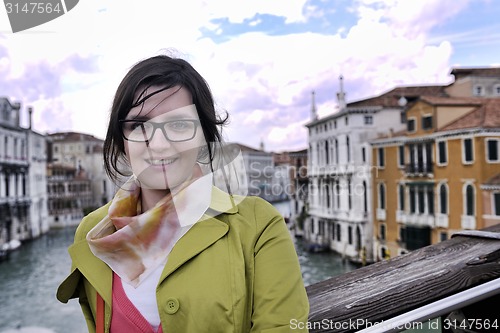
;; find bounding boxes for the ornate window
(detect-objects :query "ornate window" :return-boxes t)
[464,184,475,216]
[439,183,448,215]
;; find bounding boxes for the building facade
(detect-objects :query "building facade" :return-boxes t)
[236,143,275,201]
[304,66,500,262]
[371,96,500,260]
[274,149,308,233]
[48,132,114,211]
[47,163,93,227]
[47,132,115,227]
[304,78,447,260]
[0,98,48,249]
[26,107,49,237]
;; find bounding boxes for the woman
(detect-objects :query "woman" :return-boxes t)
[57,54,309,333]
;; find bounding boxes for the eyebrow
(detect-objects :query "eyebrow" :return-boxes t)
[125,104,198,121]
[123,115,199,122]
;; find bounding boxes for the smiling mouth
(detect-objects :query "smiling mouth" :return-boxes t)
[147,158,177,166]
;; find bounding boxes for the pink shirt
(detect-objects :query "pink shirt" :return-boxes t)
[111,273,163,333]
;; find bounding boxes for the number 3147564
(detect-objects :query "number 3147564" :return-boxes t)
[5,2,62,14]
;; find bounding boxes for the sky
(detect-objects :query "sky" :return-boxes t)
[1,0,500,153]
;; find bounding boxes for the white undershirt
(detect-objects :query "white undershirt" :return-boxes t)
[122,173,213,328]
[122,260,165,330]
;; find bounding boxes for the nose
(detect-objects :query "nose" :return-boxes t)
[146,127,172,151]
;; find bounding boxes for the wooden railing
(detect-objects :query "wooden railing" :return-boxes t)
[306,224,500,332]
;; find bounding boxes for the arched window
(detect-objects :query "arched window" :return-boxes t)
[363,181,368,212]
[439,183,448,214]
[335,138,339,164]
[465,184,475,216]
[335,179,340,208]
[316,143,320,164]
[347,178,352,210]
[398,184,405,211]
[325,141,329,165]
[495,84,500,96]
[378,183,386,210]
[325,183,330,208]
[379,224,386,240]
[346,136,351,162]
[356,226,362,251]
[473,85,484,96]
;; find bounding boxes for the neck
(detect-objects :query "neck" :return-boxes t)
[138,165,204,212]
[140,188,170,212]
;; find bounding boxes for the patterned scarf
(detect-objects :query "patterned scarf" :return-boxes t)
[87,168,211,288]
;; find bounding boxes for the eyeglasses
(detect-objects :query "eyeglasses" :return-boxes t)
[119,119,200,142]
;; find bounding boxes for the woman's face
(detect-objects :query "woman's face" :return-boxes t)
[123,86,206,191]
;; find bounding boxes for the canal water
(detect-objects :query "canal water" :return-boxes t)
[0,224,356,333]
[0,227,86,333]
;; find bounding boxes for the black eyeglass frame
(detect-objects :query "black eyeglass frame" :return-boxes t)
[119,119,201,143]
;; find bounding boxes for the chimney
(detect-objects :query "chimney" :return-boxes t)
[311,91,317,120]
[28,106,33,129]
[337,75,346,111]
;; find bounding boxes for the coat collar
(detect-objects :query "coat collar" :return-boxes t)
[208,186,239,215]
[68,238,113,304]
[62,186,237,304]
[159,215,228,284]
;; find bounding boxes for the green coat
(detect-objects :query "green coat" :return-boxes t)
[57,188,309,333]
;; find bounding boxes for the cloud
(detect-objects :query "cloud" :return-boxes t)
[0,0,490,152]
[268,119,309,152]
[352,0,471,37]
[191,9,454,150]
[204,0,309,24]
[0,39,105,132]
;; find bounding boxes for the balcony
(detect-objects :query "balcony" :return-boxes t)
[308,164,356,177]
[376,208,386,221]
[461,215,476,229]
[405,162,433,176]
[436,214,449,228]
[396,210,404,222]
[399,212,435,227]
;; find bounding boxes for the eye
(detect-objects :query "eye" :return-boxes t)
[166,120,192,131]
[124,121,145,131]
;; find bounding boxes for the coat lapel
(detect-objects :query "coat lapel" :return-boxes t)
[68,239,113,305]
[159,216,229,284]
[61,186,239,302]
[159,187,239,283]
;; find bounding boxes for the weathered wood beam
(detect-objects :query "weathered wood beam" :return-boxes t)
[306,224,500,332]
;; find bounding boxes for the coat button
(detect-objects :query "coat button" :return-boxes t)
[165,297,180,314]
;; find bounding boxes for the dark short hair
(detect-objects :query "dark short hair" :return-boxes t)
[103,55,228,183]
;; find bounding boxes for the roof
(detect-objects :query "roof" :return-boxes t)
[347,85,448,108]
[450,67,500,79]
[234,142,261,153]
[288,148,308,155]
[439,98,500,131]
[47,163,76,171]
[0,97,21,109]
[375,128,407,140]
[484,173,500,186]
[305,84,449,127]
[419,95,484,106]
[49,131,103,143]
[482,173,500,190]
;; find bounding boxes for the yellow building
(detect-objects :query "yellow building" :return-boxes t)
[371,97,500,261]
